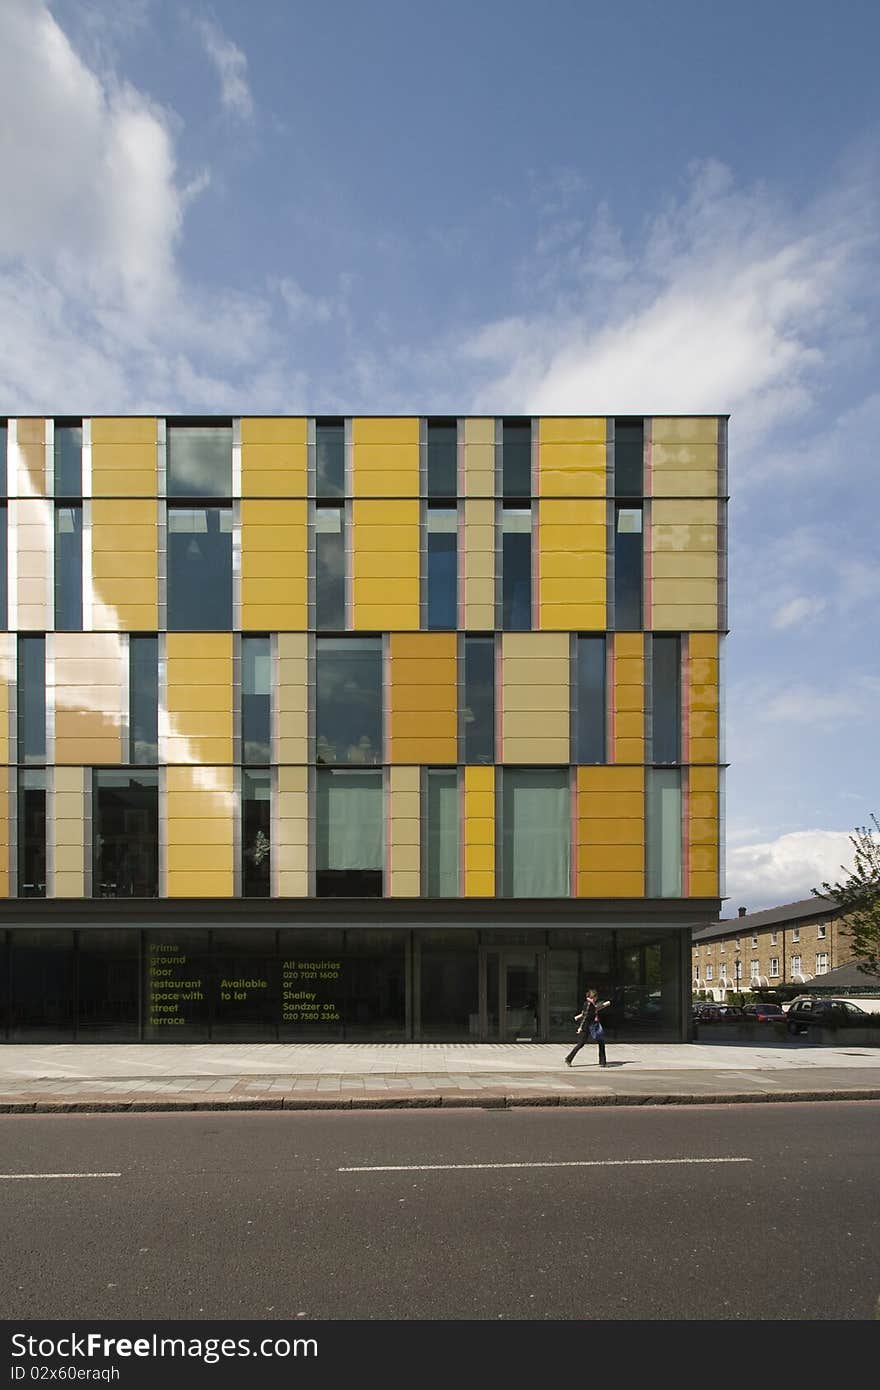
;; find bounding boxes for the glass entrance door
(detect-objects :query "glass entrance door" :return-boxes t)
[483,949,543,1039]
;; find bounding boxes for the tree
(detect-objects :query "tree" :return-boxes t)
[812,814,880,980]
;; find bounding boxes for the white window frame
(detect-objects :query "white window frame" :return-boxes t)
[792,928,800,943]
[769,957,779,977]
[770,931,777,945]
[791,954,802,975]
[816,952,828,974]
[706,965,713,981]
[750,961,759,980]
[817,924,826,939]
[751,934,758,948]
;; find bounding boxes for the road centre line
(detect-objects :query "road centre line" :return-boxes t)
[339,1158,753,1172]
[0,1172,122,1180]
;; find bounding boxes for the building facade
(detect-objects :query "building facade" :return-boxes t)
[0,414,726,1042]
[691,897,855,998]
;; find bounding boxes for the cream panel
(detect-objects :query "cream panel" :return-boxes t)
[652,418,718,445]
[53,634,125,764]
[463,499,495,628]
[652,498,718,527]
[276,764,308,896]
[12,498,52,629]
[463,419,496,498]
[389,766,421,897]
[51,766,85,898]
[0,634,13,766]
[501,633,569,763]
[277,634,309,763]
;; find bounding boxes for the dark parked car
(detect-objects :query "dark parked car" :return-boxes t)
[694,1003,744,1022]
[785,997,870,1034]
[742,1003,786,1022]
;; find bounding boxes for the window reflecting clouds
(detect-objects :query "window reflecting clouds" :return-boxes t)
[167,505,233,629]
[316,637,382,765]
[167,424,232,498]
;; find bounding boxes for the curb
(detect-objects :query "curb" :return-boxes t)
[1,1088,879,1114]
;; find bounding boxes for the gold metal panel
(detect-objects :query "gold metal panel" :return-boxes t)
[240,499,307,629]
[14,419,45,445]
[577,764,645,897]
[540,418,606,444]
[464,765,494,897]
[241,417,308,445]
[165,634,233,765]
[352,418,419,445]
[165,766,234,897]
[91,498,159,629]
[91,418,157,445]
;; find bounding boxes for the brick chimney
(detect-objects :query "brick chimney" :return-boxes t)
[738,906,747,917]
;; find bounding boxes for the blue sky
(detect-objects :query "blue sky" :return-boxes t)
[1,0,878,911]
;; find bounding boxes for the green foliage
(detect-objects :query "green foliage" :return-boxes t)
[813,814,880,980]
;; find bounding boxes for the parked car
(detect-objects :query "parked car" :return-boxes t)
[694,1003,744,1022]
[785,997,872,1034]
[742,1003,786,1022]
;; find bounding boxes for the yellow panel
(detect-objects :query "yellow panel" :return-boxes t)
[165,871,234,898]
[241,443,307,498]
[356,551,420,579]
[651,418,718,445]
[165,634,233,765]
[578,871,643,897]
[465,843,494,872]
[465,870,494,897]
[540,418,606,444]
[578,765,643,793]
[91,418,157,445]
[240,499,307,630]
[465,765,494,896]
[90,498,159,629]
[240,417,307,445]
[352,417,419,445]
[578,844,644,872]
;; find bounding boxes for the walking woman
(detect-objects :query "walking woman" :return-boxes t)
[564,988,610,1067]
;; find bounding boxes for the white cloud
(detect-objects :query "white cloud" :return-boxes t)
[725,829,858,912]
[771,596,827,630]
[193,14,253,122]
[466,157,877,438]
[737,677,880,728]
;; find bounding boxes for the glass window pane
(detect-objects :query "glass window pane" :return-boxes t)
[501,769,570,897]
[427,419,457,497]
[427,508,457,629]
[647,769,682,897]
[242,636,271,763]
[426,769,459,896]
[419,934,478,1039]
[614,419,643,497]
[167,424,232,498]
[502,508,531,630]
[316,637,382,765]
[615,505,642,629]
[167,505,232,629]
[576,636,606,763]
[463,636,494,764]
[17,636,45,763]
[55,504,82,631]
[93,771,158,898]
[143,930,210,1040]
[10,930,74,1039]
[76,930,139,1040]
[316,769,383,897]
[316,420,345,498]
[130,636,158,763]
[54,423,82,497]
[242,769,271,897]
[652,636,680,764]
[18,770,46,897]
[502,419,531,497]
[315,505,345,629]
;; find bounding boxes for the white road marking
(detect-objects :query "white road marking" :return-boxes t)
[0,1172,122,1180]
[339,1157,752,1172]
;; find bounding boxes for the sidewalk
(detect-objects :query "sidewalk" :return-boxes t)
[1,1039,879,1112]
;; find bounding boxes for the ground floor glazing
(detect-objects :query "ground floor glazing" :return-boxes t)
[0,923,691,1042]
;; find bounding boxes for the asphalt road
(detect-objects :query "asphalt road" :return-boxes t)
[1,1103,878,1322]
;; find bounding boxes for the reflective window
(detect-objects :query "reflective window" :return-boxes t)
[502,418,531,497]
[575,636,606,763]
[427,419,457,498]
[316,419,345,498]
[242,769,271,897]
[614,419,643,497]
[167,423,232,498]
[614,505,642,629]
[93,771,159,898]
[501,769,570,897]
[167,505,232,629]
[130,636,158,763]
[502,506,531,629]
[54,504,82,630]
[18,770,46,897]
[17,636,45,763]
[9,930,73,1038]
[652,635,680,764]
[315,505,345,629]
[316,637,382,765]
[647,768,682,897]
[426,507,457,629]
[425,769,459,896]
[76,931,139,1040]
[0,505,6,628]
[242,636,271,763]
[54,422,82,497]
[419,930,478,1039]
[462,635,494,764]
[316,769,383,897]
